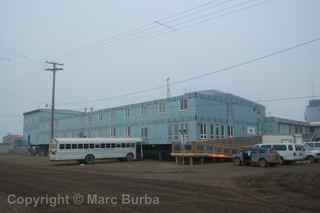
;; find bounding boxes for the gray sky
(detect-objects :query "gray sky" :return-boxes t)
[1,0,319,138]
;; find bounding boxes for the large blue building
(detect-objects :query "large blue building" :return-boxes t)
[23,89,266,156]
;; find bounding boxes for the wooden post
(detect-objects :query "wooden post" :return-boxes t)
[182,156,184,165]
[175,156,178,165]
[190,157,193,166]
[200,157,204,165]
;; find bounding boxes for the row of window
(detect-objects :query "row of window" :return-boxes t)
[57,127,148,139]
[96,97,188,121]
[200,123,235,139]
[59,143,135,150]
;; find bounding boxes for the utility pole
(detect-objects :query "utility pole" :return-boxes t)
[45,61,63,142]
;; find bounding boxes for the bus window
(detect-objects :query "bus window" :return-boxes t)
[95,144,100,148]
[72,144,77,149]
[59,144,65,149]
[121,143,126,148]
[273,145,287,151]
[261,145,271,150]
[131,143,135,148]
[288,145,293,151]
[66,144,71,149]
[116,144,120,148]
[126,143,130,148]
[111,143,115,148]
[84,144,89,149]
[106,144,111,148]
[101,143,105,148]
[78,144,83,149]
[89,144,94,149]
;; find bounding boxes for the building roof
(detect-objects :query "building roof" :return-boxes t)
[23,108,83,116]
[191,89,265,107]
[266,116,309,126]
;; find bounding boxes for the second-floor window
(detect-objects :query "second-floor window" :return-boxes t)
[159,102,166,113]
[179,97,188,110]
[124,108,130,120]
[98,111,103,120]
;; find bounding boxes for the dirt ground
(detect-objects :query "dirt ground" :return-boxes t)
[0,155,319,213]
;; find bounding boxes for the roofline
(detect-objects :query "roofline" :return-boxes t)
[23,108,83,116]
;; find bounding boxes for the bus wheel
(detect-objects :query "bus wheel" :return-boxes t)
[126,153,134,161]
[259,159,268,168]
[84,154,95,164]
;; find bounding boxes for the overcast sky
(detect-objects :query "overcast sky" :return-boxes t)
[1,0,319,138]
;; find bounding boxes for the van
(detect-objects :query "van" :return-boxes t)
[256,143,305,164]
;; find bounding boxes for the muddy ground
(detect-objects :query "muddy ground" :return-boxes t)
[0,155,319,213]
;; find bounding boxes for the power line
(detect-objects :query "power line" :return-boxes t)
[55,36,320,107]
[102,0,264,48]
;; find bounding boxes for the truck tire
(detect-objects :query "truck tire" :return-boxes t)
[306,156,315,164]
[259,159,268,168]
[233,158,241,166]
[84,154,95,164]
[279,157,285,165]
[126,153,134,161]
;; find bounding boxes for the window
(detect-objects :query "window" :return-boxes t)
[173,124,179,140]
[116,143,120,148]
[227,125,234,137]
[111,128,116,137]
[89,144,94,149]
[295,145,304,151]
[121,143,126,148]
[159,102,166,113]
[59,144,65,149]
[315,143,320,148]
[288,145,293,151]
[126,143,131,148]
[101,143,105,148]
[126,126,131,137]
[84,144,89,149]
[273,145,287,151]
[200,123,207,139]
[111,143,115,148]
[215,124,220,139]
[78,144,83,149]
[210,124,214,139]
[180,123,188,137]
[66,144,71,149]
[95,144,100,148]
[221,125,225,138]
[179,97,188,110]
[261,145,272,150]
[106,144,111,148]
[125,108,130,120]
[111,111,116,122]
[98,111,103,120]
[72,144,77,149]
[141,104,146,115]
[168,125,172,140]
[141,127,148,138]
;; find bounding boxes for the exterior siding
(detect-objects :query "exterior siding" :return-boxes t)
[23,90,271,145]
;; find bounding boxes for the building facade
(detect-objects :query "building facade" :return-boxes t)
[23,90,265,147]
[305,99,320,123]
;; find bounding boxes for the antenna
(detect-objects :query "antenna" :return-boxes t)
[166,77,171,98]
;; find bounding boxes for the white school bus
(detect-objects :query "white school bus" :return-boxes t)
[49,138,142,164]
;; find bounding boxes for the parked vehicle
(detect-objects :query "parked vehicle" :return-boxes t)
[256,143,305,164]
[233,147,280,167]
[304,141,320,151]
[303,143,320,163]
[49,138,143,164]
